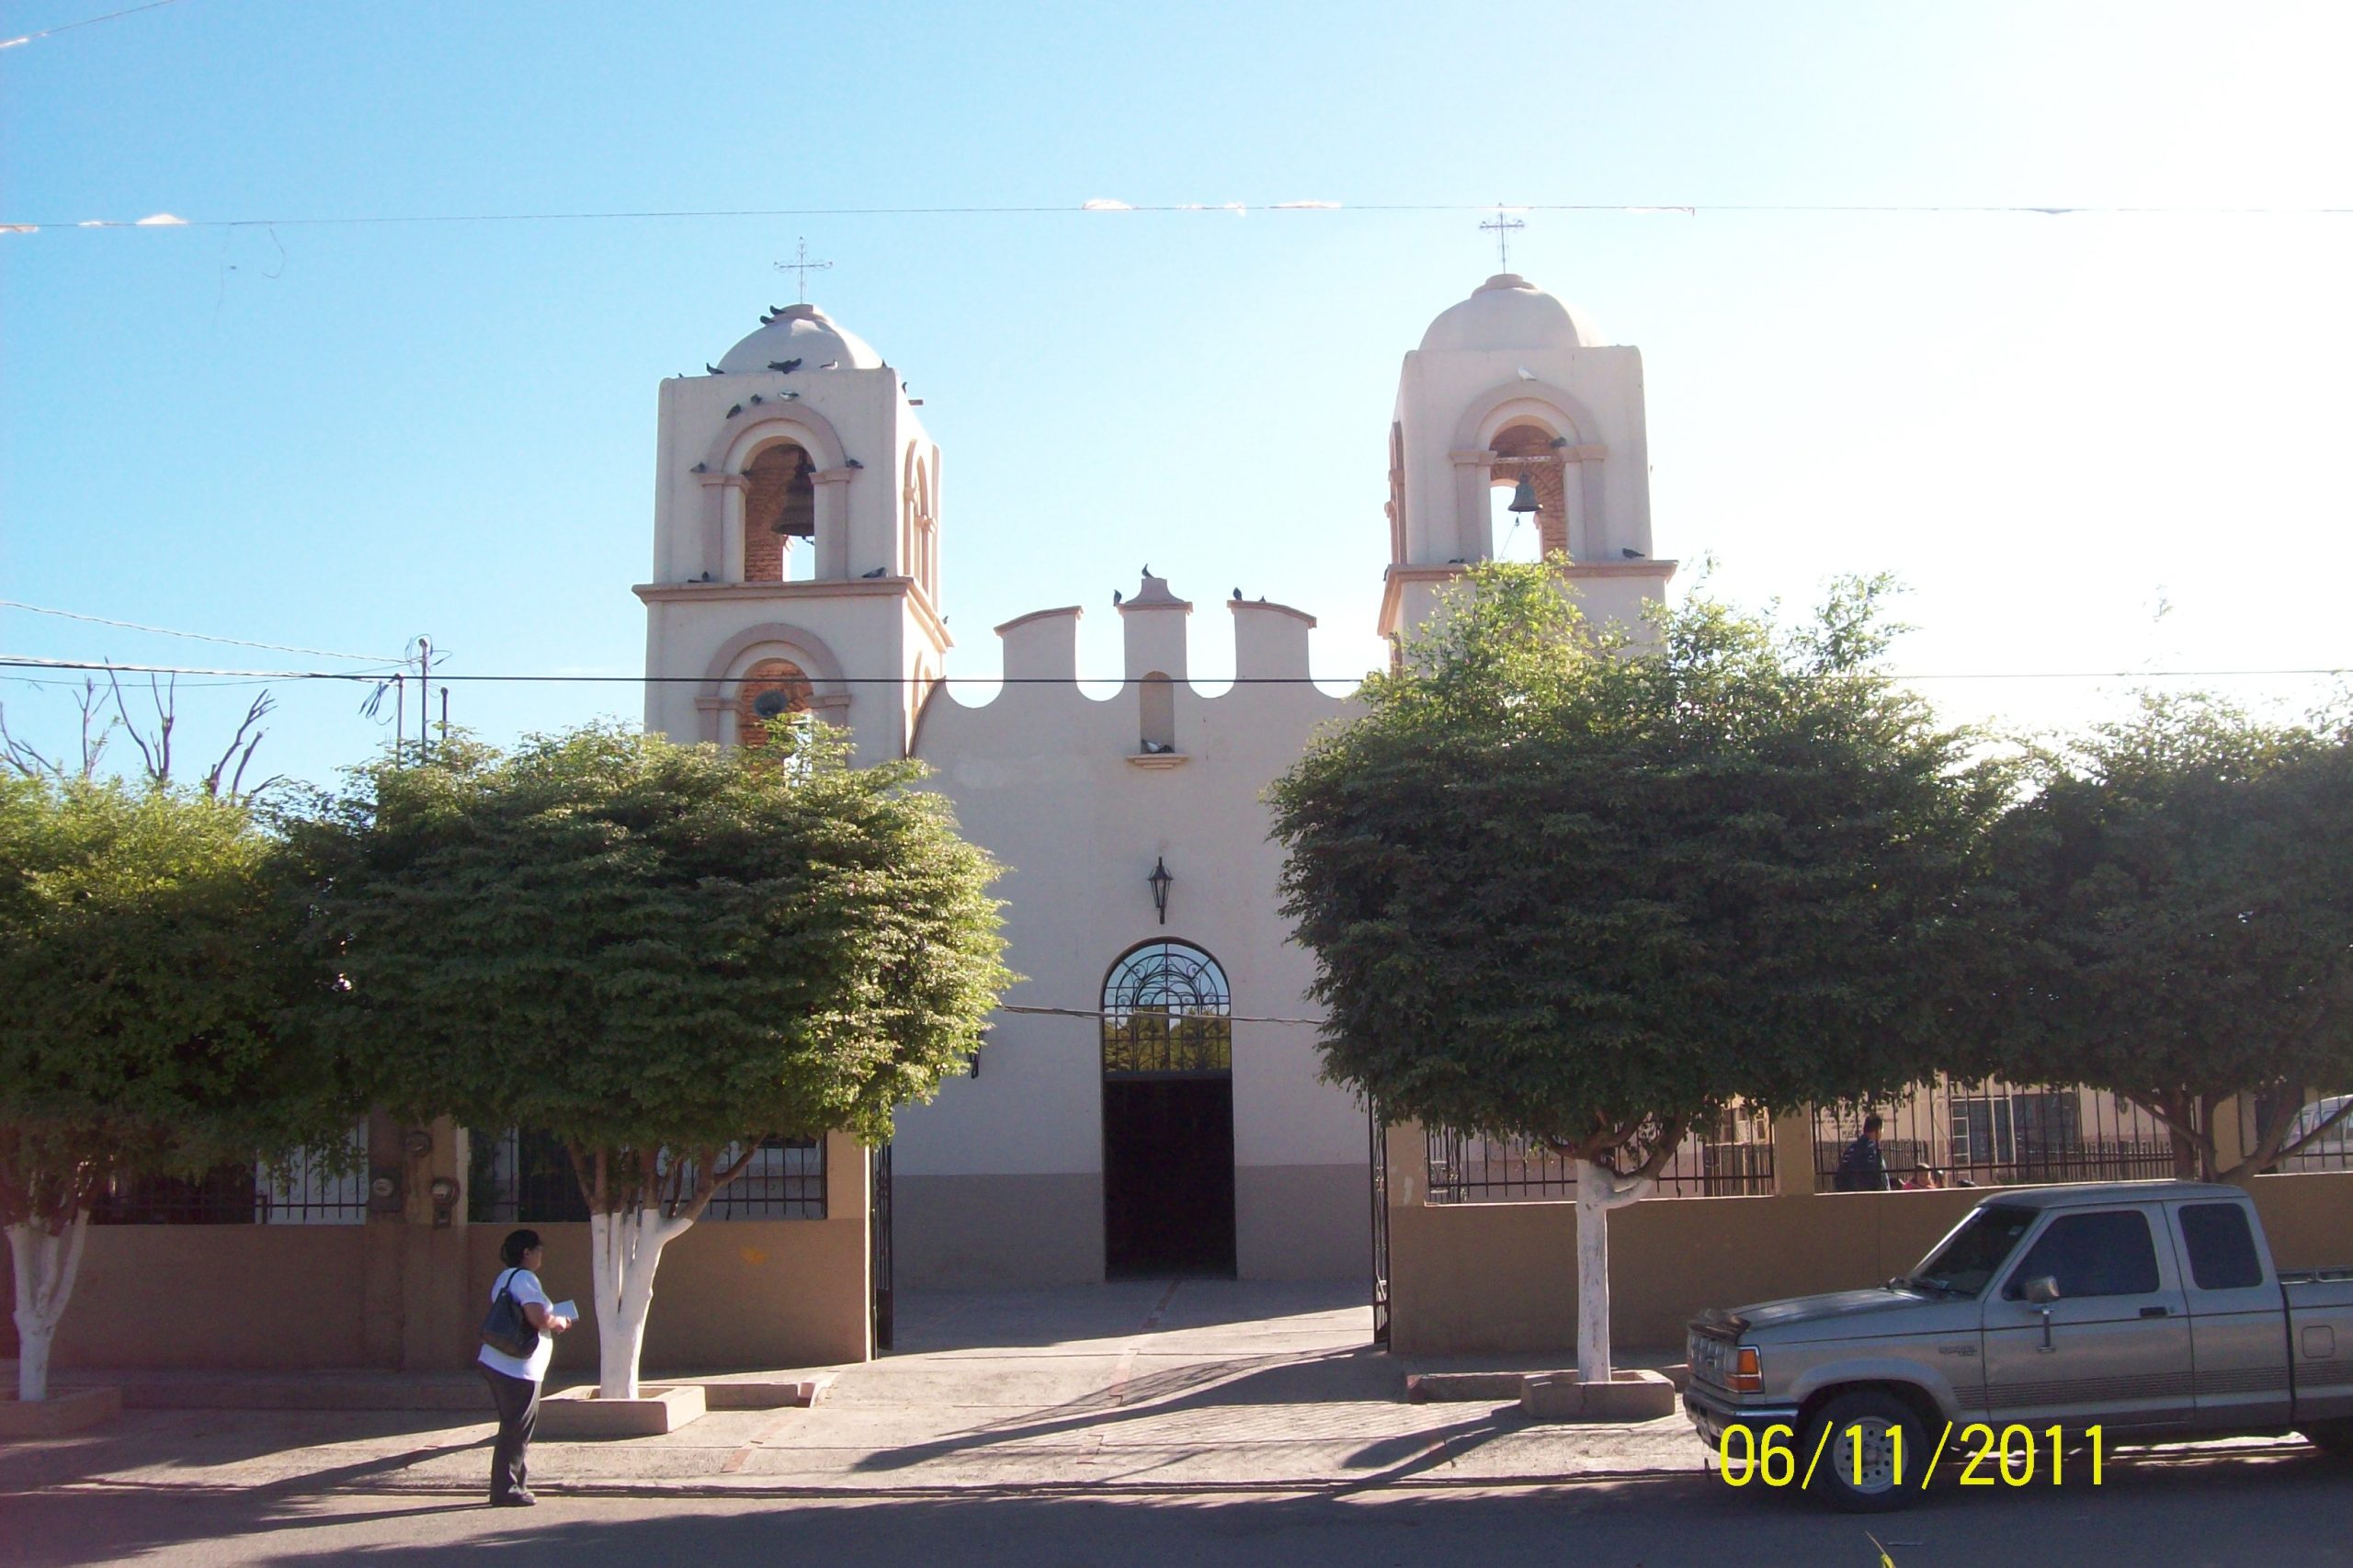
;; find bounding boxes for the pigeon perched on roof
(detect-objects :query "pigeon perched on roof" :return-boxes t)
[844,458,863,469]
[1621,547,1646,560]
[726,403,744,418]
[768,358,802,374]
[820,359,841,369]
[690,462,708,473]
[1112,590,1123,606]
[749,395,764,405]
[707,363,724,375]
[860,567,887,579]
[1516,366,1539,381]
[1232,588,1243,601]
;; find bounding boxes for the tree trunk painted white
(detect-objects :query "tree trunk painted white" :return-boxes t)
[7,1212,91,1403]
[1572,1160,1654,1387]
[585,1206,694,1400]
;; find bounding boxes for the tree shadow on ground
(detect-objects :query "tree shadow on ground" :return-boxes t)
[9,1452,2349,1568]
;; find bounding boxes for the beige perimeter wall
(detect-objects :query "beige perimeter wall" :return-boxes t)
[1389,1162,2353,1357]
[5,1131,874,1377]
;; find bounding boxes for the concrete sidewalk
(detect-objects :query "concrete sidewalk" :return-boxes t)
[1,1279,1706,1499]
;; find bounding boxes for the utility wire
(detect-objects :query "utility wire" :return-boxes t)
[12,198,2353,233]
[0,655,2345,686]
[0,599,405,664]
[0,0,188,51]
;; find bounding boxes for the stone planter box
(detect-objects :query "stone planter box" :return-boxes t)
[536,1383,706,1437]
[1519,1368,1677,1422]
[0,1386,123,1438]
[694,1377,827,1410]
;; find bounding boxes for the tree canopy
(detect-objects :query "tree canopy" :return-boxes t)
[294,722,1012,1185]
[0,776,339,1221]
[0,775,345,1399]
[1968,693,2353,1181]
[1269,562,2012,1170]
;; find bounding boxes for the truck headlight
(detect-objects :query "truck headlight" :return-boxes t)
[1730,1346,1762,1393]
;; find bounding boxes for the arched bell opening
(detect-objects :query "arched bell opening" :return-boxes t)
[1485,421,1569,564]
[745,441,818,583]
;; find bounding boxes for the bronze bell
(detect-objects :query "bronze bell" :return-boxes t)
[1506,473,1540,513]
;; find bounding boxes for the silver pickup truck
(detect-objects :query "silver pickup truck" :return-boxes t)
[1685,1181,2353,1511]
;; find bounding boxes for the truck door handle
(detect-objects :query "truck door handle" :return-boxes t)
[2140,1306,2170,1318]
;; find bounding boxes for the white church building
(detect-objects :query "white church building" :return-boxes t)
[635,273,1674,1286]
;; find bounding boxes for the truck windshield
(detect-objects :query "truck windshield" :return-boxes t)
[1907,1205,2038,1297]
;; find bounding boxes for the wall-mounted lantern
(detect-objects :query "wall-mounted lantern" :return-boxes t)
[1147,857,1173,926]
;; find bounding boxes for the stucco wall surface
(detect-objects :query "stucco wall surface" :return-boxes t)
[22,1226,375,1371]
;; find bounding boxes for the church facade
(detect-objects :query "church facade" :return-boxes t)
[635,273,1673,1286]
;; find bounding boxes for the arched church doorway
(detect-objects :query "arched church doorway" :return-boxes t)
[1100,940,1236,1278]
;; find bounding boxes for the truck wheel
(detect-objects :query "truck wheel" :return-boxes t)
[2303,1423,2353,1457]
[1803,1392,1927,1513]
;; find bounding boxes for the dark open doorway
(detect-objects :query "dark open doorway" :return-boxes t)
[1100,939,1237,1279]
[1103,1075,1235,1277]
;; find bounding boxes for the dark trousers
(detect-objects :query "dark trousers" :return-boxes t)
[478,1363,540,1500]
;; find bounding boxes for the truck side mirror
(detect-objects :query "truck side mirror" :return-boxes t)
[2023,1275,2062,1305]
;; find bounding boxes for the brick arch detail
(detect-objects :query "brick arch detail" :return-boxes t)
[1449,382,1607,563]
[694,622,853,745]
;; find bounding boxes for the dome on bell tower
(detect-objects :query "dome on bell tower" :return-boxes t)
[715,303,886,375]
[1416,273,1605,354]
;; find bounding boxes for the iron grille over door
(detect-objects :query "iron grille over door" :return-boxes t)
[1101,939,1237,1278]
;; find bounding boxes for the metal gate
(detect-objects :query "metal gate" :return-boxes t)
[870,1142,893,1353]
[1368,1105,1390,1346]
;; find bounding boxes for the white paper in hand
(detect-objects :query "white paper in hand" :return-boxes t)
[551,1300,580,1323]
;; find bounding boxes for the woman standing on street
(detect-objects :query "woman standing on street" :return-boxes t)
[477,1229,573,1506]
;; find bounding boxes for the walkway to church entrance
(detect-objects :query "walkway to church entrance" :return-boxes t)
[766,1278,1692,1488]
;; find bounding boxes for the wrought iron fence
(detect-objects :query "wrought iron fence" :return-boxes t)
[1426,1109,1776,1204]
[1813,1081,2178,1190]
[89,1130,369,1225]
[469,1130,825,1223]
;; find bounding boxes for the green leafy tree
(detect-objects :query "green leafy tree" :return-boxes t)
[293,723,1009,1397]
[0,777,345,1401]
[1269,562,2009,1381]
[1970,694,2353,1183]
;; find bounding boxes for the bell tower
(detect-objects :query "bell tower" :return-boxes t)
[1380,273,1674,641]
[635,301,949,765]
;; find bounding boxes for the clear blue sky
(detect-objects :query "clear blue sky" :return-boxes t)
[6,1,2350,788]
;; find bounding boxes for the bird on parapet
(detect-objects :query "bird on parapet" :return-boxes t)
[768,358,802,374]
[1621,547,1646,560]
[726,403,744,418]
[1232,588,1243,601]
[1112,590,1123,606]
[707,362,724,375]
[860,567,887,579]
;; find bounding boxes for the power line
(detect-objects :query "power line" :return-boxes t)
[0,0,188,51]
[0,599,406,664]
[1,655,2345,686]
[10,198,2353,234]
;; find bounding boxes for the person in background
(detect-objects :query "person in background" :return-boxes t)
[478,1228,573,1506]
[1832,1112,1893,1191]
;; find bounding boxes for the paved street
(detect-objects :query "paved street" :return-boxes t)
[5,1453,2350,1568]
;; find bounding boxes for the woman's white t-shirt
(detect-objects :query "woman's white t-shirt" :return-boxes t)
[478,1267,555,1382]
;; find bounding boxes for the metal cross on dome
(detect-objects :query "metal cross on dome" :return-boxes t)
[1479,209,1526,270]
[773,238,835,302]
